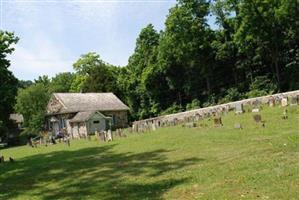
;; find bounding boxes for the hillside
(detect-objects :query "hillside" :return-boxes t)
[0,105,299,200]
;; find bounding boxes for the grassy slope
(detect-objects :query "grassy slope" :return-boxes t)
[0,106,298,200]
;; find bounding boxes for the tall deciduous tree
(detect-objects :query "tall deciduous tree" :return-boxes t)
[15,83,50,135]
[0,31,19,139]
[124,24,161,119]
[159,0,214,105]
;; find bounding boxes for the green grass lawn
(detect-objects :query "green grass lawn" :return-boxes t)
[1,106,299,200]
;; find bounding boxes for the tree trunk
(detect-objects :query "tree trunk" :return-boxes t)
[206,76,211,95]
[274,59,281,91]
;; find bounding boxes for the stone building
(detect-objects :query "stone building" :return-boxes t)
[9,114,24,129]
[46,93,129,138]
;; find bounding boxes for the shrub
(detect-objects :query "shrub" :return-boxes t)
[246,76,277,98]
[160,103,183,115]
[186,99,201,110]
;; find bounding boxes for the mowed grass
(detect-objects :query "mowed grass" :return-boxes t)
[0,106,299,200]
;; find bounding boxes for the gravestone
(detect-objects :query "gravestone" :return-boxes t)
[152,123,156,131]
[252,108,260,113]
[184,122,197,128]
[282,108,288,119]
[269,97,275,107]
[252,100,260,109]
[281,98,288,107]
[100,131,106,141]
[214,117,223,127]
[107,130,113,141]
[234,123,242,129]
[235,103,244,114]
[253,114,262,123]
[290,96,298,106]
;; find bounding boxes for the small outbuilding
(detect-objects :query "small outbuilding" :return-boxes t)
[69,111,112,138]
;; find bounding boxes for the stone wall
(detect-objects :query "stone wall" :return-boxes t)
[132,90,299,132]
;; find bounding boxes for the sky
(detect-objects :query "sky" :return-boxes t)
[2,0,216,81]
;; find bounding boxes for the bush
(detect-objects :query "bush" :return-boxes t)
[160,103,183,115]
[202,94,217,108]
[246,76,277,98]
[186,99,201,110]
[219,88,244,104]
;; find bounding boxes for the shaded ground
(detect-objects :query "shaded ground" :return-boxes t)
[0,144,200,200]
[0,105,299,199]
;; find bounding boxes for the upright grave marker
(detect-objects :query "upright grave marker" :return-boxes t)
[290,96,298,106]
[213,117,223,127]
[235,103,244,114]
[281,98,288,107]
[269,97,275,107]
[253,114,262,123]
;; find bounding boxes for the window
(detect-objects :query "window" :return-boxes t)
[93,120,100,124]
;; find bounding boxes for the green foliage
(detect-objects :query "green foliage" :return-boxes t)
[246,76,277,98]
[15,83,50,135]
[0,31,19,140]
[219,88,244,103]
[160,103,183,115]
[18,80,33,89]
[49,72,74,93]
[186,99,201,110]
[69,74,87,92]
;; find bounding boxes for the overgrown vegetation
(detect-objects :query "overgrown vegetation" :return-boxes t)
[1,105,299,199]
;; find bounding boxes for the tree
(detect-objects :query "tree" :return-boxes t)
[15,83,50,135]
[124,24,161,119]
[0,31,19,140]
[72,52,121,94]
[49,72,74,93]
[234,0,295,91]
[158,0,214,105]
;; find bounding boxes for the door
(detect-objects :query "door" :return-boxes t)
[53,122,59,136]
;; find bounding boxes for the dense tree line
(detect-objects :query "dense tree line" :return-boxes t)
[1,0,298,137]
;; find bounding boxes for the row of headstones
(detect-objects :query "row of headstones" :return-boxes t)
[132,95,298,133]
[95,128,126,142]
[235,95,298,114]
[132,108,230,133]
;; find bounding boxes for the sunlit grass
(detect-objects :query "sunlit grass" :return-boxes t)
[0,105,298,200]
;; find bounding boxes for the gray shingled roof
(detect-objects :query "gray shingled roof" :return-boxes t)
[53,93,129,114]
[69,111,95,123]
[70,111,111,123]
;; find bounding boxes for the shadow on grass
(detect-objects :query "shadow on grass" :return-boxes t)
[0,144,203,200]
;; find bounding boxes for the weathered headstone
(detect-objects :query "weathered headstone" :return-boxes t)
[282,108,288,119]
[253,114,262,123]
[184,122,197,128]
[252,108,260,113]
[214,117,223,127]
[290,96,298,106]
[235,103,244,114]
[281,98,288,107]
[107,130,112,141]
[100,131,106,141]
[269,97,275,107]
[152,123,156,131]
[252,100,260,109]
[234,123,242,129]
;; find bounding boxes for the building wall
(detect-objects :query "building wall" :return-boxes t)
[86,113,107,133]
[102,110,128,128]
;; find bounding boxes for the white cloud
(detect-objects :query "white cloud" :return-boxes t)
[8,33,74,80]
